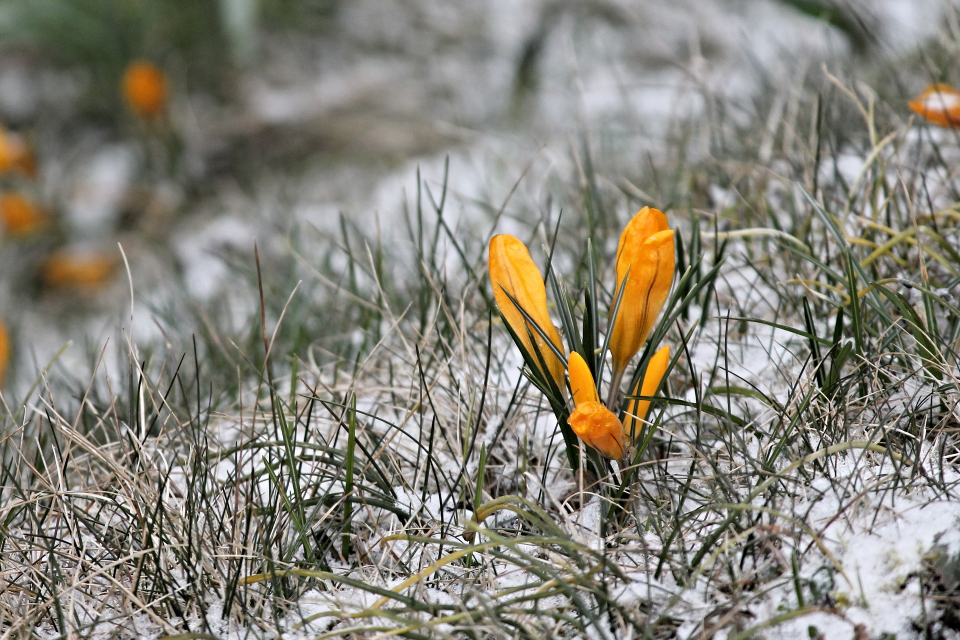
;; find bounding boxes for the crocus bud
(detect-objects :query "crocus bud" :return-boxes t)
[567,351,599,407]
[909,84,960,128]
[123,61,168,120]
[567,401,625,459]
[489,234,565,390]
[622,345,670,441]
[0,193,48,237]
[609,207,675,378]
[0,318,8,388]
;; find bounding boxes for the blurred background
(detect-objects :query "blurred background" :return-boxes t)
[0,0,952,391]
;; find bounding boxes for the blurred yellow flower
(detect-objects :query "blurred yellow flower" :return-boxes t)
[0,193,48,237]
[908,84,960,128]
[123,61,168,120]
[0,128,37,178]
[42,250,116,290]
[0,318,8,388]
[489,234,565,390]
[622,345,670,441]
[609,207,675,382]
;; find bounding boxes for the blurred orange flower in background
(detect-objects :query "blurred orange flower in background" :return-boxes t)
[0,193,49,237]
[42,250,116,289]
[123,61,168,120]
[908,84,960,128]
[0,128,37,178]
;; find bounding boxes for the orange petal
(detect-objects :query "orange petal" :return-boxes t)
[567,351,599,407]
[609,209,675,376]
[0,318,8,388]
[908,84,960,128]
[623,345,670,441]
[123,61,168,120]
[567,401,625,459]
[0,193,49,237]
[42,250,116,290]
[489,234,565,390]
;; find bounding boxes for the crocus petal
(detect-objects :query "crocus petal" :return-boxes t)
[623,345,670,441]
[0,318,8,388]
[909,84,960,128]
[489,234,565,390]
[567,400,625,459]
[123,61,169,120]
[567,351,599,407]
[0,193,48,237]
[609,207,675,375]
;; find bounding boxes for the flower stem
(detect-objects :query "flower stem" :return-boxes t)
[606,365,625,409]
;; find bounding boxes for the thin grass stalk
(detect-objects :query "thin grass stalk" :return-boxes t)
[342,394,357,559]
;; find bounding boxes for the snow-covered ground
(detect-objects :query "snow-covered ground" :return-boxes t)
[2,1,959,638]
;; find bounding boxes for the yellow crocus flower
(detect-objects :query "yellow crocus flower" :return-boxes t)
[488,234,565,390]
[568,402,625,460]
[567,352,625,459]
[609,207,675,386]
[489,206,677,466]
[909,84,960,129]
[622,345,670,441]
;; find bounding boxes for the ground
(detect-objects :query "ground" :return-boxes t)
[1,1,960,638]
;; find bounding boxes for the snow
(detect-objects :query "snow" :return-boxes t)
[64,144,138,236]
[753,466,960,639]
[173,214,257,301]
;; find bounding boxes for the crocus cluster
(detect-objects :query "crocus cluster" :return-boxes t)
[0,126,46,240]
[0,126,115,288]
[488,207,675,460]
